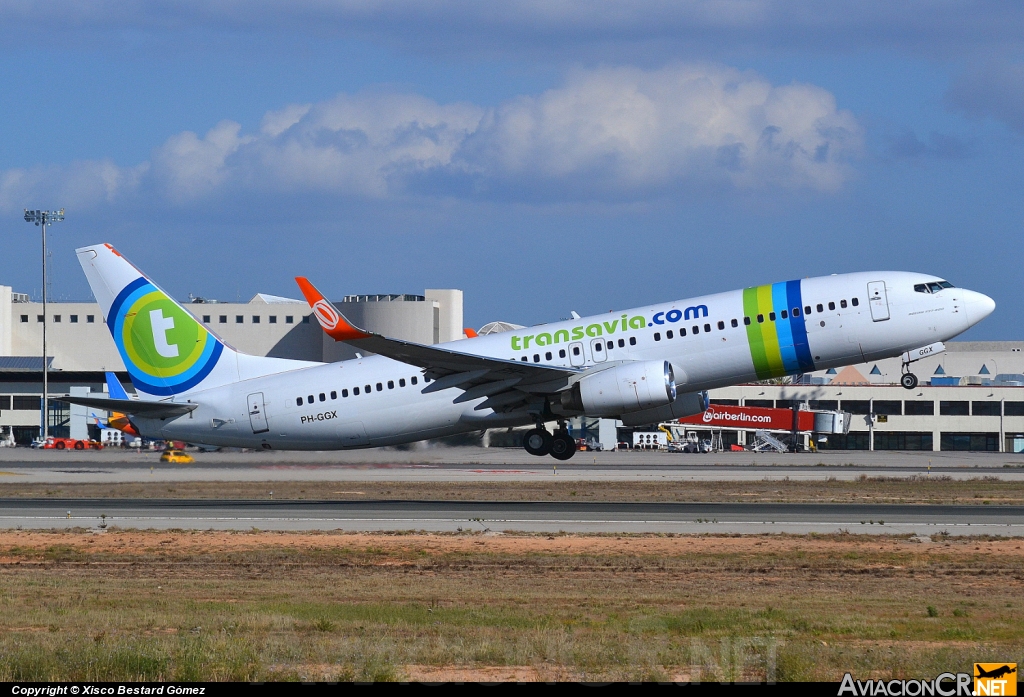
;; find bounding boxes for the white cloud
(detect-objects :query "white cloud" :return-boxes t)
[0,64,861,210]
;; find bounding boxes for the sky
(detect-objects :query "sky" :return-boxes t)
[0,1,1022,338]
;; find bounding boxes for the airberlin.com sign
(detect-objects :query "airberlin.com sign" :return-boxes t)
[678,404,815,431]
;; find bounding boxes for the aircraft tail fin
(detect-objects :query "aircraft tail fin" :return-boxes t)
[77,244,316,399]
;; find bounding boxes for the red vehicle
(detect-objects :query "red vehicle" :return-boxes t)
[39,437,103,451]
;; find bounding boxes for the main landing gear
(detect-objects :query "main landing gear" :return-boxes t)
[523,424,577,460]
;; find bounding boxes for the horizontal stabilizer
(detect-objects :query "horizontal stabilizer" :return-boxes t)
[54,395,198,418]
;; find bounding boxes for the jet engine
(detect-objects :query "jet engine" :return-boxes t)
[561,360,676,417]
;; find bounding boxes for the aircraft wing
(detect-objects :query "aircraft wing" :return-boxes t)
[54,395,197,418]
[295,277,581,409]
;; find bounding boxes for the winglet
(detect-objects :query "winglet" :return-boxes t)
[294,277,373,341]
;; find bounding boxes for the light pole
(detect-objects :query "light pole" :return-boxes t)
[23,208,64,441]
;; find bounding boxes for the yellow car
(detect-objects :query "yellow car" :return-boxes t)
[160,449,195,464]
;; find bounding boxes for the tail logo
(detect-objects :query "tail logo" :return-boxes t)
[108,278,222,396]
[312,300,340,330]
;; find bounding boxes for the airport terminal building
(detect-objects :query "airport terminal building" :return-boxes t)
[0,282,1021,451]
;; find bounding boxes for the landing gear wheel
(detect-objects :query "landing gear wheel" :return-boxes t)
[523,428,553,456]
[550,433,577,461]
[901,372,918,390]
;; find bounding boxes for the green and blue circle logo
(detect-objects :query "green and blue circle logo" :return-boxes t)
[108,278,223,396]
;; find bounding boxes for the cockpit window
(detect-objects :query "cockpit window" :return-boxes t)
[915,280,956,294]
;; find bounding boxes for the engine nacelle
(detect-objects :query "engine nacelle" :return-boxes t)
[561,360,676,417]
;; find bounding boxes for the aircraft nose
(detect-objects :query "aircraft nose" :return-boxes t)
[963,289,996,326]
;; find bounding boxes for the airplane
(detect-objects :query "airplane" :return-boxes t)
[94,372,140,437]
[59,243,995,460]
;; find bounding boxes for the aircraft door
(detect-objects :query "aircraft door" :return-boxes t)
[867,281,890,322]
[590,338,607,363]
[247,392,269,434]
[568,341,585,367]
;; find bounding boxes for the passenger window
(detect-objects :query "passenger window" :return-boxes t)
[388,380,394,389]
[307,395,314,404]
[757,314,764,323]
[353,387,360,395]
[679,327,686,336]
[618,339,624,348]
[594,344,603,352]
[804,306,811,315]
[559,349,566,358]
[319,393,325,402]
[768,312,775,321]
[704,323,711,332]
[654,333,661,341]
[399,378,406,387]
[411,377,418,385]
[606,341,613,350]
[533,354,540,362]
[666,330,674,339]
[718,321,725,330]
[780,310,788,319]
[295,397,302,406]
[851,297,859,306]
[816,304,823,313]
[840,299,847,308]
[744,317,751,325]
[692,325,699,334]
[628,337,636,346]
[342,389,349,397]
[365,385,372,393]
[828,302,835,311]
[731,319,738,327]
[521,357,528,361]
[330,391,337,399]
[376,383,382,391]
[545,351,552,360]
[573,346,581,355]
[792,308,800,317]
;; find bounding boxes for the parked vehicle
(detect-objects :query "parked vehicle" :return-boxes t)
[37,437,103,451]
[160,448,194,464]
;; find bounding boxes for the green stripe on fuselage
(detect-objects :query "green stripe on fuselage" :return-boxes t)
[743,285,785,380]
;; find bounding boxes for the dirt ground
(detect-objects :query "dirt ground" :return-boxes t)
[0,529,1021,682]
[3,477,1023,504]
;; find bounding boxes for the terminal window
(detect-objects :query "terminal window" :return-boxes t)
[303,316,310,323]
[841,400,871,414]
[252,316,260,324]
[87,315,95,323]
[202,315,211,323]
[37,315,44,322]
[972,401,1001,416]
[12,396,40,410]
[70,315,78,323]
[269,316,277,323]
[236,316,243,323]
[874,400,902,415]
[0,396,10,409]
[20,315,27,323]
[53,315,60,322]
[1005,402,1024,416]
[286,316,294,324]
[940,401,969,416]
[904,400,934,415]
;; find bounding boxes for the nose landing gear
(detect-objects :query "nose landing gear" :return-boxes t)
[900,371,918,390]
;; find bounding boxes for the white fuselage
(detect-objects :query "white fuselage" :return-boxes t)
[136,271,993,449]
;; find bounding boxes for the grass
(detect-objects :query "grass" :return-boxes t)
[0,530,1021,681]
[2,477,1024,504]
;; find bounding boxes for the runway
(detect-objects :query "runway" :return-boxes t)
[0,447,1022,483]
[3,498,1022,535]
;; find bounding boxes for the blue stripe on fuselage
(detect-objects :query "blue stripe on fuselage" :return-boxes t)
[786,279,815,372]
